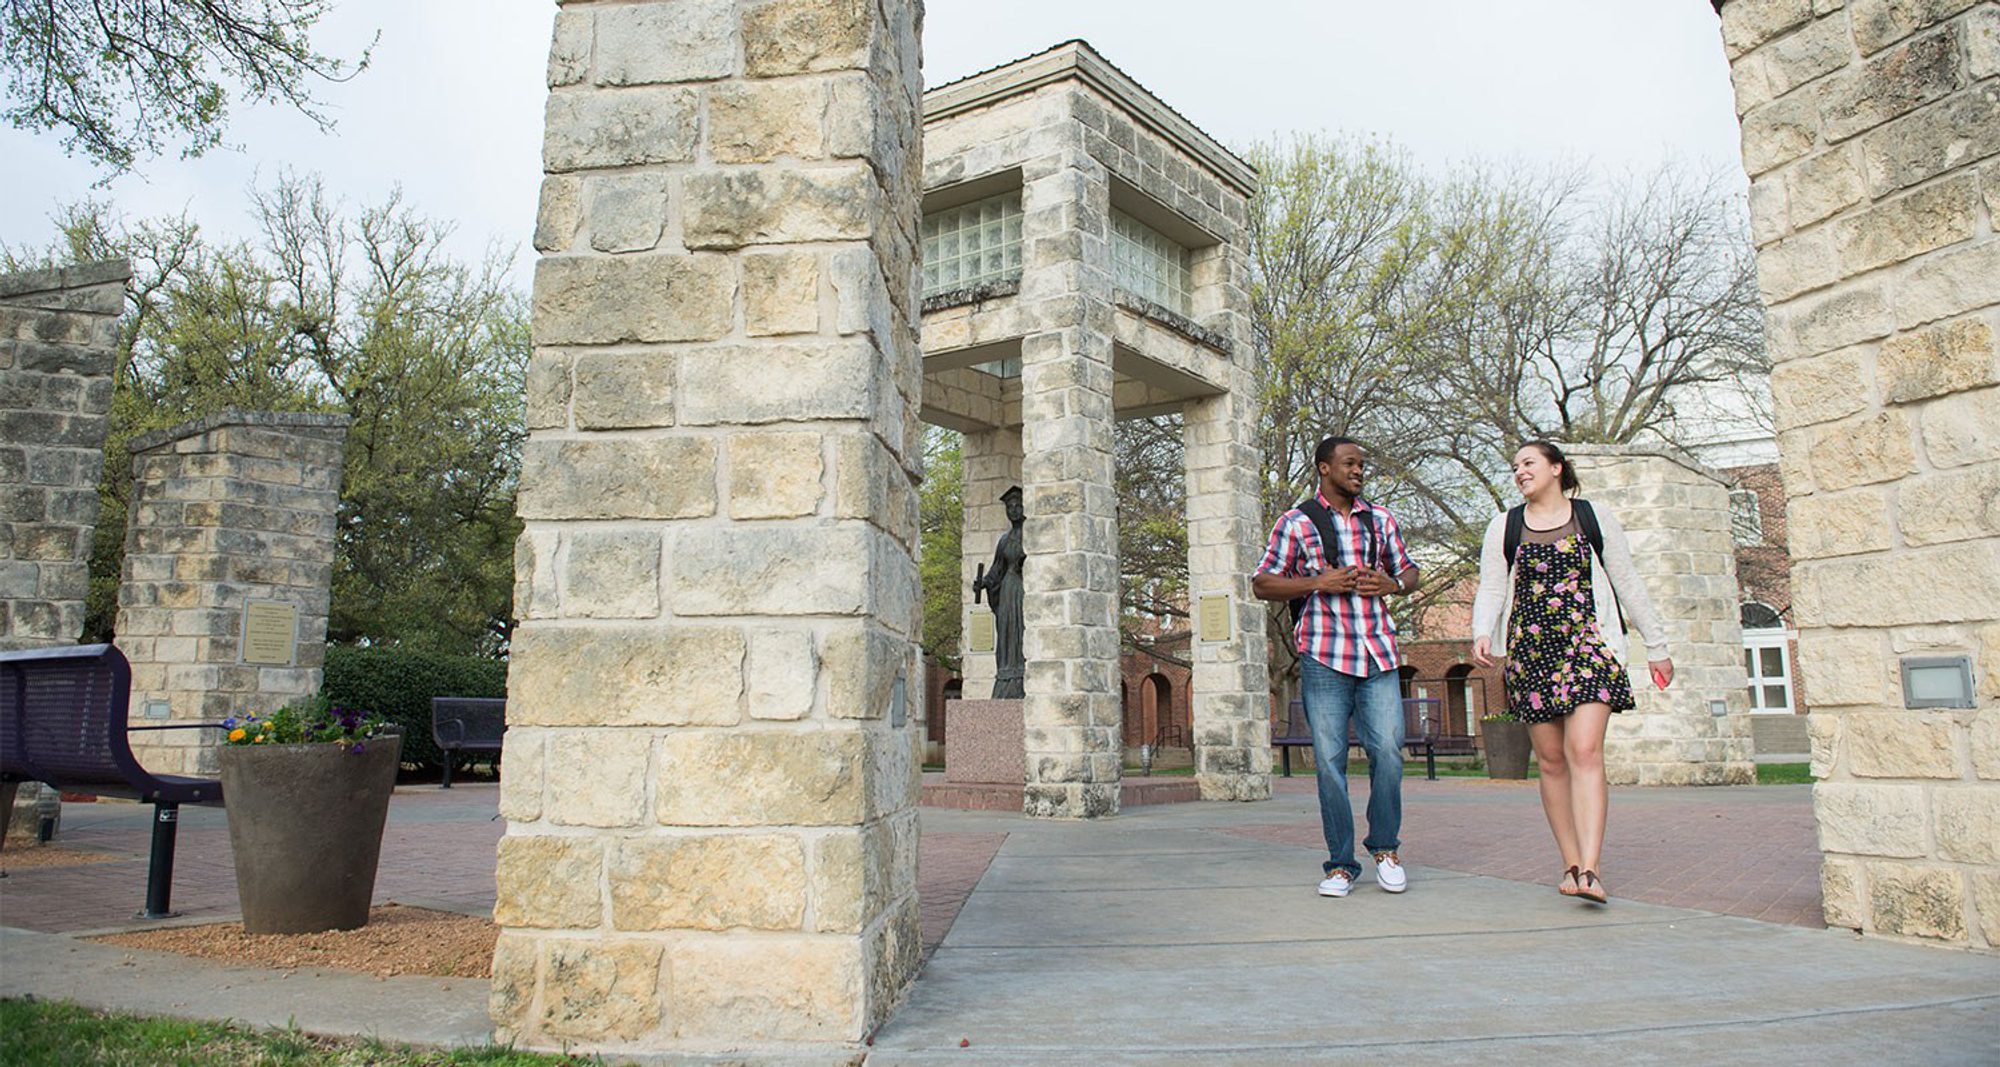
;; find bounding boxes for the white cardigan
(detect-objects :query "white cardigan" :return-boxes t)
[1469,502,1670,666]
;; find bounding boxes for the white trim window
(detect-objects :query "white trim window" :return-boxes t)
[1743,629,1795,713]
[1111,209,1192,315]
[922,191,1023,297]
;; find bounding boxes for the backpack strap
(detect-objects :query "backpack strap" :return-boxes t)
[1289,498,1337,630]
[1571,498,1626,634]
[1503,505,1526,569]
[1286,498,1387,631]
[1573,498,1606,560]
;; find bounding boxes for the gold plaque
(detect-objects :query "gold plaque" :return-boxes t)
[242,600,299,666]
[968,611,996,653]
[1198,595,1230,643]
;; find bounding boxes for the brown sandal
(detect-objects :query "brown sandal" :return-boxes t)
[1559,866,1581,896]
[1576,869,1608,904]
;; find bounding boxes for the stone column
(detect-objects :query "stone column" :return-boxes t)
[1717,0,2000,949]
[1183,248,1270,801]
[116,413,349,776]
[0,260,125,649]
[492,0,925,1055]
[0,259,126,844]
[1562,446,1756,786]
[1017,146,1123,819]
[959,426,1021,698]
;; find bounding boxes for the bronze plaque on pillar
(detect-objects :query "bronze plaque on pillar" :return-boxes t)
[968,611,996,653]
[1197,595,1230,642]
[241,600,299,666]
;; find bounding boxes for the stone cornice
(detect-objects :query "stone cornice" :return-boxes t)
[129,411,353,454]
[924,40,1257,198]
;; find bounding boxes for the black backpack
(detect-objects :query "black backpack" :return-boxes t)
[1286,497,1380,630]
[1504,499,1623,632]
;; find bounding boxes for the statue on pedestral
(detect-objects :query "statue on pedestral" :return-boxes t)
[973,485,1026,699]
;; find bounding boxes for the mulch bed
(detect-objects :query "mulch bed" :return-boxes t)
[92,903,497,979]
[0,844,127,870]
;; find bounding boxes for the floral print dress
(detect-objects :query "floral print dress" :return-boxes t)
[1503,518,1635,723]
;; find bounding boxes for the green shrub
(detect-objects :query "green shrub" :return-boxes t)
[321,646,507,771]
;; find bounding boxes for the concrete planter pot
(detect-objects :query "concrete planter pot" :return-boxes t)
[217,734,401,934]
[1482,719,1532,780]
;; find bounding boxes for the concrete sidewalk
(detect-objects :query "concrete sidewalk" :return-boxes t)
[2,785,1994,1064]
[877,803,1999,1065]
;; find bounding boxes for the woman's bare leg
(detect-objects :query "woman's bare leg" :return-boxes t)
[1566,703,1613,877]
[1529,720,1580,886]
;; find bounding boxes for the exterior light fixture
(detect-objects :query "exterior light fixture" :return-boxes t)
[1900,656,1975,709]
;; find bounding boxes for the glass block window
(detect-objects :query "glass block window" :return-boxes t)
[1729,489,1764,546]
[1111,209,1192,315]
[921,192,1023,296]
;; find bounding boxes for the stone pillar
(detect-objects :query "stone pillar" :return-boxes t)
[1018,150,1123,819]
[1718,0,2000,949]
[117,413,350,776]
[1562,446,1756,786]
[492,0,925,1055]
[959,426,1021,698]
[0,259,127,843]
[1183,249,1270,801]
[0,260,124,649]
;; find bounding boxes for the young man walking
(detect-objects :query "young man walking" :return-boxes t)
[1252,436,1421,897]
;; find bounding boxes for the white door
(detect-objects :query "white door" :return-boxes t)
[1743,630,1795,714]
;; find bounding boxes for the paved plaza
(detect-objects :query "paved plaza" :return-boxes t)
[2,779,1994,1064]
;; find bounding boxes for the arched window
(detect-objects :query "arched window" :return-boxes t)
[1740,601,1783,631]
[1444,663,1475,737]
[1398,664,1419,699]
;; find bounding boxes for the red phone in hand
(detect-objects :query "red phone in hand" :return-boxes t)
[1650,664,1670,691]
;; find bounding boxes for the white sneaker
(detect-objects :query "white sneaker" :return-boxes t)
[1373,851,1408,893]
[1317,871,1353,897]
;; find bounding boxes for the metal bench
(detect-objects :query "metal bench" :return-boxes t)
[430,697,505,788]
[0,644,222,918]
[1272,696,1457,781]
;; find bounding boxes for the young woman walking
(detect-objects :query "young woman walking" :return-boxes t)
[1470,442,1672,904]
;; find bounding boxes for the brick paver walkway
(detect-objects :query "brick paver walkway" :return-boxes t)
[0,778,1819,944]
[1237,776,1824,926]
[0,786,1011,952]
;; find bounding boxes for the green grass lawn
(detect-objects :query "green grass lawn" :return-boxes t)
[0,999,595,1067]
[1757,762,1815,784]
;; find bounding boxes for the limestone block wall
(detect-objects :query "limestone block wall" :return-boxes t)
[118,413,349,777]
[1565,446,1756,786]
[494,0,926,1054]
[0,260,126,649]
[1718,0,2000,949]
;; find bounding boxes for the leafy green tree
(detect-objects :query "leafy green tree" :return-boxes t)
[2,0,371,174]
[918,426,963,668]
[6,174,525,654]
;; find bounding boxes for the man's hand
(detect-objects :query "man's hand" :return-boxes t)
[1355,569,1401,597]
[1314,567,1361,594]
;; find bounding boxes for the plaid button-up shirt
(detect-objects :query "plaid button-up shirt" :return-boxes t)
[1254,494,1415,677]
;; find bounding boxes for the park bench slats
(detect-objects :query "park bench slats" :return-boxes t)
[430,697,505,789]
[1272,697,1473,781]
[0,643,221,917]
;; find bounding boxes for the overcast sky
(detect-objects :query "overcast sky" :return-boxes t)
[0,1,1747,286]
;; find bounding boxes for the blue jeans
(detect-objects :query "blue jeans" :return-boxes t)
[1300,656,1404,877]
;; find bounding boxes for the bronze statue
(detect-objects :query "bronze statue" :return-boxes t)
[973,485,1026,699]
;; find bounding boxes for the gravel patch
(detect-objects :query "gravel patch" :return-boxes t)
[92,904,497,978]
